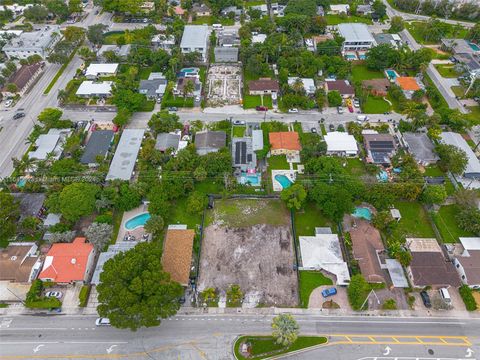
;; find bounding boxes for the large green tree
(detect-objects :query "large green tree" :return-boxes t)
[0,192,20,247]
[280,183,307,210]
[271,314,299,347]
[97,242,183,330]
[59,183,100,221]
[436,143,468,176]
[148,111,182,135]
[310,183,354,222]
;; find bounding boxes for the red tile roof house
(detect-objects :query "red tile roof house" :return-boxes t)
[325,80,355,98]
[269,131,302,156]
[248,78,279,95]
[39,237,95,284]
[1,62,44,97]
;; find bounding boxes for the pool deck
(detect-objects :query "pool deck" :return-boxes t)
[271,169,297,192]
[116,204,149,243]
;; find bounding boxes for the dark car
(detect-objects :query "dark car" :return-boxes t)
[255,106,268,111]
[168,107,178,112]
[13,112,25,120]
[420,291,431,308]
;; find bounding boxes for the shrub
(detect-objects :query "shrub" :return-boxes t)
[459,285,477,311]
[95,214,113,224]
[347,274,369,310]
[79,285,91,307]
[25,280,61,309]
[381,298,397,310]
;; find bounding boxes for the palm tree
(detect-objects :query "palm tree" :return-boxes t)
[57,89,68,105]
[291,78,305,95]
[182,79,195,104]
[271,314,299,347]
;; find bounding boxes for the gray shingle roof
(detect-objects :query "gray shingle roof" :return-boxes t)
[195,131,226,150]
[155,133,180,151]
[80,130,114,165]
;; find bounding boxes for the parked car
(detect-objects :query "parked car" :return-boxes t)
[45,291,63,299]
[288,108,299,113]
[420,290,431,308]
[356,115,368,122]
[311,127,317,133]
[449,56,457,63]
[178,296,186,304]
[233,120,245,125]
[337,106,344,114]
[255,106,268,111]
[353,98,360,108]
[329,124,335,131]
[439,287,452,304]
[168,107,178,112]
[95,318,111,326]
[322,287,337,298]
[13,112,25,120]
[4,99,13,107]
[195,96,200,102]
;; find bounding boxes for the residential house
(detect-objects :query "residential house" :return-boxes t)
[80,130,114,166]
[151,34,176,52]
[269,132,301,156]
[317,6,325,16]
[28,128,71,161]
[406,238,461,288]
[217,31,240,47]
[328,4,349,14]
[180,25,209,62]
[214,47,239,62]
[363,133,397,165]
[356,4,373,14]
[362,78,390,97]
[3,4,34,19]
[0,243,42,283]
[287,77,316,95]
[39,237,95,284]
[2,25,60,59]
[325,80,355,98]
[195,131,227,155]
[192,3,211,16]
[139,73,168,100]
[106,129,145,181]
[453,52,480,77]
[232,136,257,172]
[91,242,137,285]
[11,193,45,221]
[173,6,185,15]
[403,132,439,166]
[173,77,202,97]
[75,81,113,98]
[440,132,480,180]
[1,62,44,97]
[338,23,375,58]
[252,33,267,44]
[453,237,480,289]
[248,78,279,95]
[299,228,351,285]
[85,63,119,79]
[441,38,479,55]
[373,33,402,49]
[97,45,131,61]
[162,226,195,286]
[221,6,242,17]
[324,131,358,156]
[155,132,187,154]
[396,76,422,99]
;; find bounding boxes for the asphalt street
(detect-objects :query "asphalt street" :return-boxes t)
[0,314,478,359]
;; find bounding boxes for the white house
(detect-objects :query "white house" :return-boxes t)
[337,23,375,56]
[76,81,113,98]
[440,132,480,181]
[151,34,176,52]
[453,237,480,289]
[85,63,119,79]
[2,26,60,59]
[324,131,358,156]
[287,77,316,95]
[328,4,349,14]
[180,25,209,62]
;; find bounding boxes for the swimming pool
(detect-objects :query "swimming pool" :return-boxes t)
[352,207,372,221]
[275,174,292,189]
[16,178,27,187]
[385,69,398,81]
[240,173,260,186]
[469,42,480,51]
[125,212,151,230]
[181,67,198,73]
[377,170,388,182]
[346,54,356,60]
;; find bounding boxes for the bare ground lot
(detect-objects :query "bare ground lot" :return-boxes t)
[198,199,299,307]
[205,64,242,107]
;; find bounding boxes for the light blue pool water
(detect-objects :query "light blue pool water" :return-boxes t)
[352,207,372,221]
[181,67,197,73]
[125,212,151,230]
[376,170,388,182]
[393,167,402,173]
[386,69,397,80]
[359,55,366,60]
[469,42,480,51]
[275,174,293,189]
[241,173,260,186]
[17,178,27,187]
[346,54,356,60]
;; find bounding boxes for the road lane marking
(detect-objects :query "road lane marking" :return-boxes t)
[328,334,472,347]
[0,328,68,331]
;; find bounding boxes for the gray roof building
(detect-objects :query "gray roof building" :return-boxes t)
[80,130,114,165]
[373,33,402,48]
[106,129,145,181]
[180,25,209,61]
[139,78,168,98]
[214,47,238,62]
[440,132,480,179]
[2,25,60,59]
[155,133,181,152]
[91,242,137,285]
[252,129,264,151]
[232,137,257,171]
[454,53,480,73]
[338,23,374,43]
[403,132,439,166]
[12,193,46,220]
[195,131,226,155]
[441,38,478,55]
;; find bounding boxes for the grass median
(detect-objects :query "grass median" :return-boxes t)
[43,47,78,95]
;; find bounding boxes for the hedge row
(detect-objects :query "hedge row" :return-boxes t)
[459,285,478,311]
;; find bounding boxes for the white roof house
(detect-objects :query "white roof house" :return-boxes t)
[252,129,264,151]
[106,129,145,181]
[324,131,358,156]
[299,228,351,285]
[180,25,209,61]
[329,4,349,13]
[2,26,60,59]
[440,132,480,179]
[76,81,113,97]
[338,23,374,43]
[28,134,60,160]
[85,63,119,78]
[287,77,316,95]
[252,33,267,44]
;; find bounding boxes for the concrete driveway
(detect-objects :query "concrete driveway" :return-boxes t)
[308,285,350,310]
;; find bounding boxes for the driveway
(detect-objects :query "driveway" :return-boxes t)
[308,285,350,310]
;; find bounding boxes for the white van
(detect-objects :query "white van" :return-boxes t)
[212,24,223,31]
[439,288,451,304]
[356,115,368,122]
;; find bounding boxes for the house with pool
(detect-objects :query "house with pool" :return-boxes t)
[269,131,302,191]
[232,128,262,186]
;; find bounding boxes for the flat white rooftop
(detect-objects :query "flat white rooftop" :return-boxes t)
[85,63,119,77]
[324,131,358,154]
[106,129,145,181]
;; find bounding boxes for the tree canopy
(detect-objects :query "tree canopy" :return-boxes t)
[58,183,100,221]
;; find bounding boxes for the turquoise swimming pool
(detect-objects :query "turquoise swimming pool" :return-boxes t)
[352,207,372,221]
[275,174,292,189]
[17,178,27,188]
[469,42,480,51]
[125,212,151,230]
[346,54,356,60]
[377,170,388,182]
[385,69,398,81]
[240,173,260,186]
[181,67,197,73]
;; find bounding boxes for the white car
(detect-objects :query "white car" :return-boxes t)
[233,120,245,125]
[45,291,63,299]
[95,318,111,326]
[337,106,344,114]
[353,99,360,108]
[4,99,13,107]
[288,108,299,113]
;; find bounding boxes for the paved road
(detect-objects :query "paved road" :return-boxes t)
[0,314,477,359]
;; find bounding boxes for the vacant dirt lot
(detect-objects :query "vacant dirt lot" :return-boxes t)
[198,199,298,307]
[205,64,242,107]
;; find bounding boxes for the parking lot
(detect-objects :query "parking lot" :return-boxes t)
[198,199,299,307]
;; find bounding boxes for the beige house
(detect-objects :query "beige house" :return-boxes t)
[269,132,301,156]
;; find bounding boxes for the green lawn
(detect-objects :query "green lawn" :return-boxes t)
[167,197,203,230]
[325,14,372,25]
[351,65,384,82]
[110,211,124,244]
[232,125,246,138]
[205,198,290,228]
[161,91,194,108]
[451,85,465,98]
[405,21,469,45]
[393,201,436,239]
[103,31,125,45]
[344,158,368,177]
[138,67,153,80]
[268,155,290,170]
[234,336,328,359]
[422,165,456,195]
[433,205,475,243]
[191,16,234,25]
[243,94,273,109]
[299,271,333,308]
[434,64,460,78]
[465,106,480,125]
[362,96,391,114]
[294,202,333,237]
